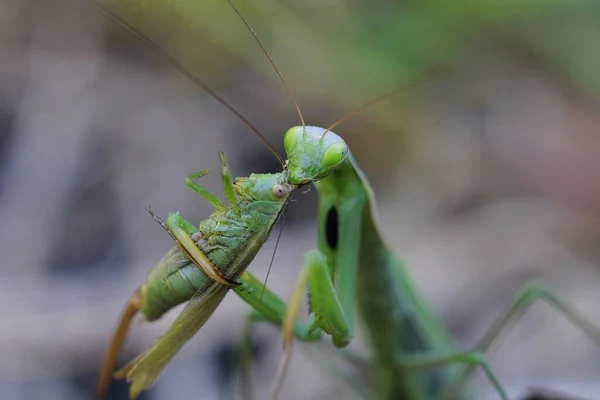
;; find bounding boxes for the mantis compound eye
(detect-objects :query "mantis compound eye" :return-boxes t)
[272,184,289,199]
[321,141,348,168]
[284,126,302,154]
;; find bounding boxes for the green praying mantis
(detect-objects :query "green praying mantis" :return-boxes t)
[95,1,600,399]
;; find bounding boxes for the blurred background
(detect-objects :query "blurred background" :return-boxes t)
[2,0,600,399]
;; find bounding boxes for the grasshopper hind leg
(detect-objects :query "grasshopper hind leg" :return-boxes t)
[96,289,142,399]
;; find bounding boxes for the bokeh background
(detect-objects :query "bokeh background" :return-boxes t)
[2,0,600,399]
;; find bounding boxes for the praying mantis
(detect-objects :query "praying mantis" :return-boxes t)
[95,1,600,399]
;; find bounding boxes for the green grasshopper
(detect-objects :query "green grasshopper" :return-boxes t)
[94,3,320,399]
[95,1,600,399]
[94,153,301,399]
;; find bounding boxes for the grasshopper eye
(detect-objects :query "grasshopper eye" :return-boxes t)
[321,142,348,168]
[284,127,302,154]
[272,184,289,199]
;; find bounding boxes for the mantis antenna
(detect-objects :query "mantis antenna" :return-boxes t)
[322,67,449,137]
[93,1,287,168]
[225,0,307,130]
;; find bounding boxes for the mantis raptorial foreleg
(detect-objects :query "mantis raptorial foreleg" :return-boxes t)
[233,272,321,342]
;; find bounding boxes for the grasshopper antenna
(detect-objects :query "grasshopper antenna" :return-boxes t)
[260,202,288,302]
[93,1,286,168]
[321,67,448,138]
[225,0,307,130]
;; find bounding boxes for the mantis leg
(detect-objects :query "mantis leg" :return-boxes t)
[279,189,367,349]
[294,339,371,399]
[233,271,322,341]
[397,350,508,400]
[235,251,348,400]
[439,282,600,400]
[238,317,369,400]
[260,192,365,399]
[237,316,256,400]
[281,250,351,345]
[233,271,322,400]
[398,282,600,400]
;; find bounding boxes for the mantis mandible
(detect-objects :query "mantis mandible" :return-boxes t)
[94,1,600,399]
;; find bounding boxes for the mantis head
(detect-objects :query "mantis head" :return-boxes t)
[284,126,349,186]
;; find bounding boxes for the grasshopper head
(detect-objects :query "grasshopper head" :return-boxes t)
[237,172,294,203]
[284,126,349,186]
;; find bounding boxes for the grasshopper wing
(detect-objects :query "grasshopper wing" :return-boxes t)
[114,282,229,399]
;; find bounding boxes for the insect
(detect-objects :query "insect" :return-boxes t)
[94,1,323,398]
[94,1,600,399]
[202,5,600,400]
[266,126,600,400]
[92,7,302,399]
[93,150,300,399]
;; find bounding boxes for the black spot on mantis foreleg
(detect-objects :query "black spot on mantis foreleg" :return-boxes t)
[325,207,339,250]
